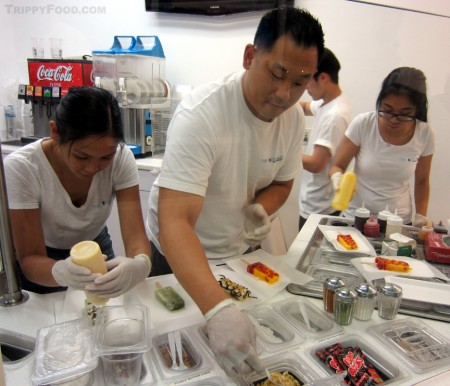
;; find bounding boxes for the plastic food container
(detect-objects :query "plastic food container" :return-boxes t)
[308,334,408,385]
[152,326,211,383]
[272,298,343,340]
[245,305,305,353]
[93,305,150,386]
[32,318,98,386]
[244,352,343,386]
[368,318,450,373]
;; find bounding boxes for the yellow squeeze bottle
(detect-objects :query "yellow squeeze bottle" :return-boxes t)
[332,172,357,211]
[70,240,108,305]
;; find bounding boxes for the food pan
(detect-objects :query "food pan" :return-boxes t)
[368,318,450,373]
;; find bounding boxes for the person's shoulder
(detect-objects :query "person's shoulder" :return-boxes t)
[4,140,42,167]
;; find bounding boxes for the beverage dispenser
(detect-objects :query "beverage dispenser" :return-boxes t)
[93,36,178,157]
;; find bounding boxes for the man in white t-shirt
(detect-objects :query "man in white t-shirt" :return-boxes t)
[146,7,324,378]
[299,48,352,230]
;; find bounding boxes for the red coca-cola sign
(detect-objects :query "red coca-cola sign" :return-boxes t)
[28,59,93,97]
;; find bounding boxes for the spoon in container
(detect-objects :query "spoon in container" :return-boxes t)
[265,369,282,386]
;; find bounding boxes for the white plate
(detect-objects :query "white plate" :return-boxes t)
[226,250,299,299]
[384,276,450,306]
[133,275,203,330]
[318,225,376,256]
[211,267,264,310]
[350,256,448,282]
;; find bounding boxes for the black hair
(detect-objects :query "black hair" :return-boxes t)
[376,67,428,122]
[253,6,324,60]
[55,86,124,144]
[313,48,340,83]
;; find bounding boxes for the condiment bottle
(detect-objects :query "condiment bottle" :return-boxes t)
[70,240,108,305]
[354,283,377,321]
[323,277,345,313]
[378,283,402,320]
[331,172,356,211]
[354,202,370,233]
[385,210,403,240]
[418,220,433,245]
[334,287,357,325]
[364,214,380,238]
[377,205,392,235]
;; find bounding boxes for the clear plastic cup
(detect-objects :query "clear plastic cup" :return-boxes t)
[101,352,143,385]
[31,38,45,58]
[50,38,63,58]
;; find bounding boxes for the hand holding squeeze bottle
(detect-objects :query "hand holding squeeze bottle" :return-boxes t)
[331,171,357,211]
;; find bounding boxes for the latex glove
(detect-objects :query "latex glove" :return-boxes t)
[244,203,271,247]
[205,299,263,376]
[330,171,342,191]
[413,213,428,227]
[84,254,151,298]
[52,257,98,290]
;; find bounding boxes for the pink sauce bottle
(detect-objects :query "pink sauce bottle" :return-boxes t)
[364,214,380,238]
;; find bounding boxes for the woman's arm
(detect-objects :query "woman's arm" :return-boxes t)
[9,208,60,286]
[414,154,433,216]
[329,136,360,177]
[116,185,151,258]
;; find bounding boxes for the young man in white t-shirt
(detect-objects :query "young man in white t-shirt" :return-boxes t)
[299,48,352,230]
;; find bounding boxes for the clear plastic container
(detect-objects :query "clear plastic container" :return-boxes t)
[308,334,408,385]
[243,352,326,386]
[152,326,211,383]
[245,305,305,353]
[272,298,343,340]
[323,277,345,313]
[31,318,98,386]
[368,318,450,373]
[333,287,357,325]
[354,283,377,321]
[378,283,403,320]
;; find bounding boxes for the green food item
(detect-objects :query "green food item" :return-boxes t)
[155,282,185,311]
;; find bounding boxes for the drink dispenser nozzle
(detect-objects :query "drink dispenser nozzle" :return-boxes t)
[117,77,128,107]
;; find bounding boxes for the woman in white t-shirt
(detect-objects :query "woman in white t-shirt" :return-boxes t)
[329,67,435,225]
[4,87,151,295]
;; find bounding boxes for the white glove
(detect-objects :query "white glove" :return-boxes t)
[244,203,271,247]
[413,213,428,227]
[52,257,99,290]
[205,300,263,376]
[84,254,151,298]
[331,171,342,191]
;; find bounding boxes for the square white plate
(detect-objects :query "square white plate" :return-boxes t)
[318,225,376,256]
[350,256,448,282]
[384,276,450,306]
[226,250,310,300]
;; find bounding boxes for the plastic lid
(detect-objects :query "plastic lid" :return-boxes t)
[379,283,402,297]
[355,202,370,218]
[355,283,377,298]
[387,213,403,225]
[334,287,357,304]
[93,305,150,356]
[365,214,378,227]
[32,318,97,385]
[377,205,392,221]
[324,277,345,291]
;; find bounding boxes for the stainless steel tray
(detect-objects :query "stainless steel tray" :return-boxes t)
[287,217,450,323]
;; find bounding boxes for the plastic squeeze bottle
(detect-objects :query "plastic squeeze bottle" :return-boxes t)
[364,214,380,238]
[70,240,108,305]
[331,172,356,211]
[385,210,403,241]
[377,205,392,235]
[354,202,370,233]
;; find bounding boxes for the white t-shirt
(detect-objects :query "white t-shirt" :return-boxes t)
[4,139,139,249]
[147,71,304,260]
[343,112,435,223]
[300,94,352,218]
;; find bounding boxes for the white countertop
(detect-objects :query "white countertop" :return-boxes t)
[2,213,450,385]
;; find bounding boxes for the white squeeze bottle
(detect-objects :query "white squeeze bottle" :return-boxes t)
[70,240,108,305]
[385,210,403,240]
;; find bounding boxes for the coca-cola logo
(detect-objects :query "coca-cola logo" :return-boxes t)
[37,65,73,82]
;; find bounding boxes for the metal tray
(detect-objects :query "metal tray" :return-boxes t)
[287,217,450,322]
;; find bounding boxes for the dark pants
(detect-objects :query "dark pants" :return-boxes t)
[18,226,115,294]
[299,211,341,231]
